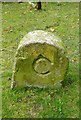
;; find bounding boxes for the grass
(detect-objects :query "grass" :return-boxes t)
[2,2,79,118]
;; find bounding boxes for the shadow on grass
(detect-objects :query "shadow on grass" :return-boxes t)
[61,73,76,88]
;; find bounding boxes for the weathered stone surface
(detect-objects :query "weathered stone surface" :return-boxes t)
[11,30,69,88]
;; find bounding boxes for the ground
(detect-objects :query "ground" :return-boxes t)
[1,2,79,118]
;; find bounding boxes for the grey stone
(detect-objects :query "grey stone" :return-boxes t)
[11,30,69,89]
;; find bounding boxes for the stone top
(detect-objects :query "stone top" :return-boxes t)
[18,30,64,50]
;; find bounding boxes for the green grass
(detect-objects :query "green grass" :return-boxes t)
[2,2,79,118]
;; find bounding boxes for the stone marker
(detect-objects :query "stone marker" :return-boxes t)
[11,30,69,89]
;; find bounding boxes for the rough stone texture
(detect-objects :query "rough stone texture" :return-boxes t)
[11,30,69,89]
